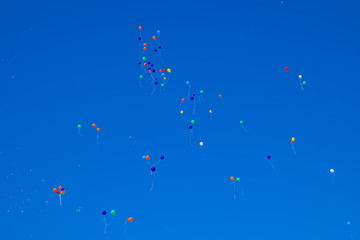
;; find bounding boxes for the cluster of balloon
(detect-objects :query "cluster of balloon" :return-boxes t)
[291,137,296,155]
[53,186,65,207]
[92,123,101,149]
[143,155,165,191]
[102,210,116,234]
[298,74,306,91]
[137,26,171,91]
[230,177,243,200]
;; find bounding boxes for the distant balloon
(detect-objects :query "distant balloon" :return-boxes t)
[180,110,184,114]
[189,125,193,129]
[77,124,81,129]
[102,211,107,215]
[298,75,302,79]
[191,120,195,124]
[199,141,204,146]
[285,67,289,71]
[111,210,116,216]
[291,137,295,143]
[138,26,142,30]
[240,120,243,124]
[236,178,240,182]
[209,110,212,113]
[157,30,160,34]
[151,167,156,172]
[186,81,190,85]
[92,123,96,127]
[128,217,133,222]
[97,128,100,132]
[230,176,234,181]
[267,155,271,159]
[330,169,334,174]
[146,155,150,160]
[302,81,306,85]
[347,221,351,225]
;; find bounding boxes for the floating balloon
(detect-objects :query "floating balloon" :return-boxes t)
[128,217,133,222]
[291,137,295,143]
[92,123,96,127]
[330,169,335,174]
[267,155,271,159]
[285,67,289,71]
[54,186,65,207]
[111,210,116,216]
[191,120,195,124]
[236,178,240,182]
[102,211,107,216]
[230,176,234,181]
[298,75,302,79]
[146,155,150,160]
[151,167,156,172]
[199,141,204,146]
[138,26,142,30]
[209,110,212,113]
[291,137,296,155]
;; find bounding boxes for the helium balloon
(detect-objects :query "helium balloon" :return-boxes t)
[157,30,160,34]
[102,211,107,215]
[240,120,243,124]
[152,36,156,40]
[291,137,295,143]
[200,90,204,94]
[180,110,184,114]
[138,26,142,30]
[143,43,147,46]
[330,169,334,173]
[92,123,96,127]
[151,167,156,172]
[302,81,306,85]
[285,67,289,71]
[236,178,240,182]
[97,128,100,132]
[267,155,271,159]
[160,156,164,160]
[219,94,222,98]
[209,110,212,113]
[146,155,150,160]
[230,176,234,181]
[77,124,81,129]
[111,210,116,215]
[189,125,193,129]
[128,217,133,222]
[199,142,203,146]
[191,120,195,124]
[298,75,302,79]
[186,81,190,85]
[142,57,146,61]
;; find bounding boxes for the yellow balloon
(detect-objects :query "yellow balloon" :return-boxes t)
[167,68,171,73]
[164,77,166,80]
[209,110,212,113]
[180,110,183,114]
[291,137,295,142]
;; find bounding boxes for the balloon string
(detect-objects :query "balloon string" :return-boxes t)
[124,220,128,233]
[291,143,296,155]
[233,182,236,200]
[192,100,196,115]
[187,85,191,99]
[78,129,83,136]
[59,194,62,208]
[104,216,107,234]
[149,173,155,192]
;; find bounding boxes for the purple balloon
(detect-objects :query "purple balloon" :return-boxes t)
[138,37,141,40]
[152,69,155,72]
[189,125,193,129]
[102,211,107,215]
[138,62,141,65]
[151,167,156,172]
[151,64,153,67]
[154,49,158,52]
[154,82,158,85]
[267,155,271,159]
[158,46,162,49]
[148,67,151,70]
[193,94,196,96]
[147,62,150,64]
[160,156,164,160]
[190,97,194,100]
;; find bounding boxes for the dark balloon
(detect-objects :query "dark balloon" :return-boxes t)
[152,69,155,72]
[102,211,107,215]
[154,49,158,52]
[267,155,271,159]
[190,97,194,100]
[151,64,153,67]
[138,37,141,40]
[138,62,141,64]
[189,125,193,129]
[155,82,158,85]
[160,156,164,160]
[151,167,156,172]
[158,46,162,49]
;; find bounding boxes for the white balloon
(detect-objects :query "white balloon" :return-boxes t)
[199,142,204,146]
[330,169,334,173]
[298,75,302,79]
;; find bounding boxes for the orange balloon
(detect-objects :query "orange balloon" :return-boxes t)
[143,47,147,51]
[58,186,63,190]
[181,98,185,102]
[138,26,142,30]
[128,217,133,222]
[146,155,150,160]
[230,176,234,181]
[148,70,151,73]
[53,188,57,192]
[219,94,222,98]
[144,43,147,46]
[92,123,96,127]
[152,36,156,40]
[97,128,100,132]
[159,69,162,72]
[61,190,65,194]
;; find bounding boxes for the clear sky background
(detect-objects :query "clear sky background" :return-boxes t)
[0,0,359,239]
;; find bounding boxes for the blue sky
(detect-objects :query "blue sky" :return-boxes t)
[0,0,359,239]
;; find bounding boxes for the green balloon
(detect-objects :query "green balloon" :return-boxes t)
[200,90,204,94]
[161,84,164,87]
[77,124,81,129]
[302,81,306,85]
[140,75,143,79]
[111,210,116,216]
[236,178,240,182]
[240,120,243,124]
[142,57,146,61]
[191,120,195,124]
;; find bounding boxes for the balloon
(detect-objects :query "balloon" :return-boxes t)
[143,47,147,51]
[330,169,334,173]
[199,142,203,146]
[97,128,100,132]
[189,125,193,129]
[181,98,185,102]
[191,120,195,124]
[347,221,351,225]
[138,26,142,30]
[111,210,116,215]
[209,110,212,113]
[102,211,107,215]
[186,81,190,85]
[61,190,65,194]
[143,43,147,46]
[142,57,146,61]
[302,81,306,85]
[151,167,156,172]
[140,75,143,79]
[236,178,240,182]
[298,75,302,79]
[146,155,150,160]
[53,188,57,192]
[240,120,243,124]
[291,137,295,143]
[138,37,141,41]
[219,94,222,98]
[77,124,81,129]
[167,69,171,73]
[152,36,156,40]
[92,123,96,127]
[157,30,160,34]
[56,191,60,194]
[267,155,271,159]
[230,176,234,181]
[160,156,164,160]
[190,97,194,100]
[59,186,63,190]
[200,90,204,94]
[128,217,133,222]
[161,84,164,87]
[180,110,183,114]
[285,67,289,71]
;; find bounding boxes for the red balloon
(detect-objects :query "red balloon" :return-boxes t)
[285,67,289,71]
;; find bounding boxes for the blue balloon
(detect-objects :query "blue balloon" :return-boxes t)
[157,30,160,35]
[186,81,190,85]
